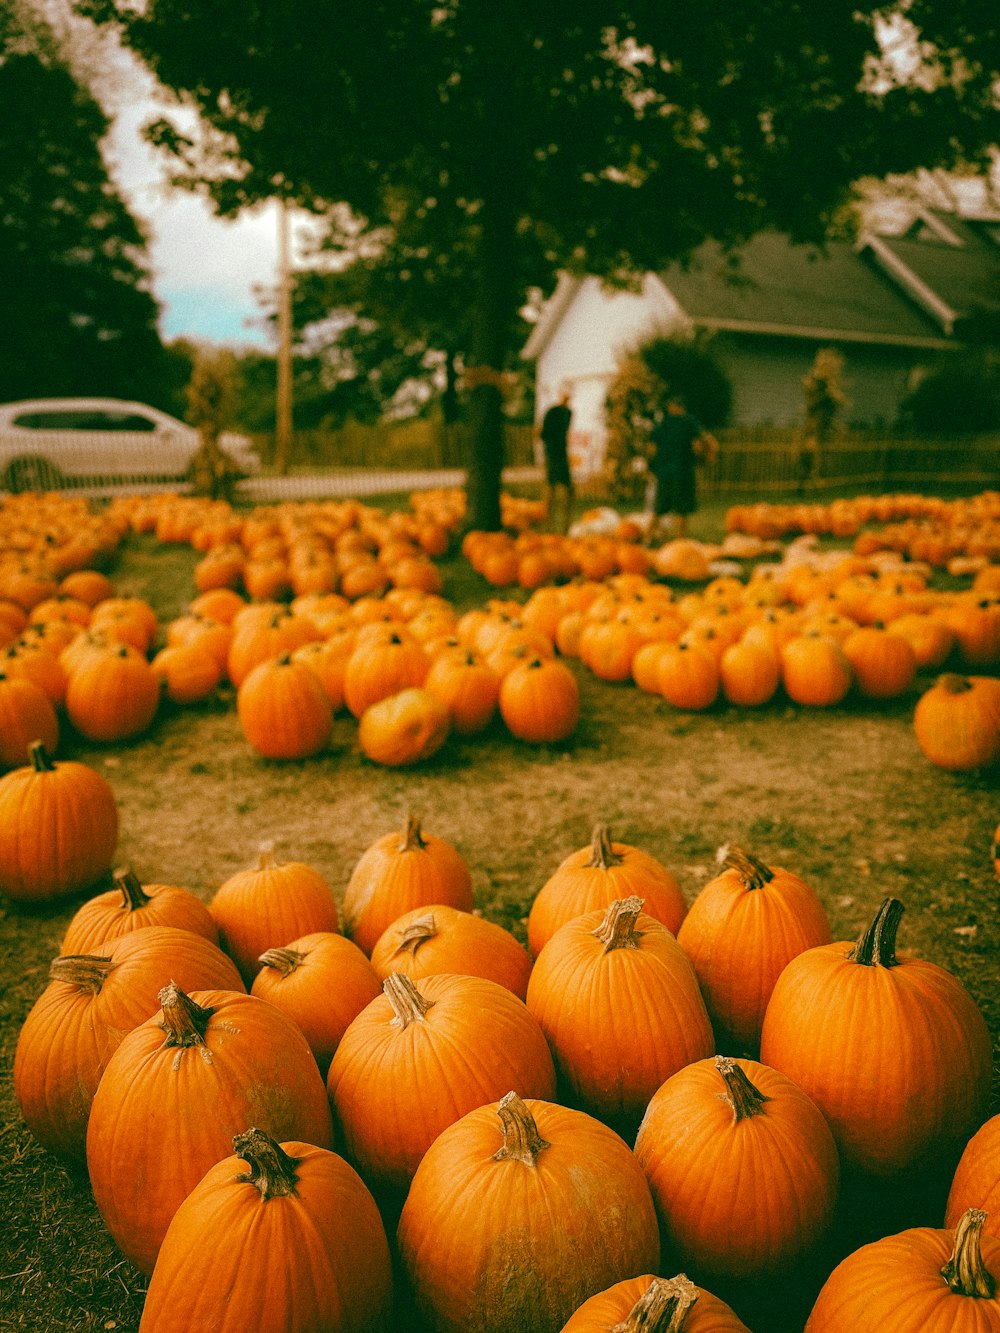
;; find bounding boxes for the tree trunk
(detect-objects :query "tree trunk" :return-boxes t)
[465,190,514,532]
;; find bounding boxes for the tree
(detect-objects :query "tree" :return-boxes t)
[77,0,1000,528]
[0,6,173,406]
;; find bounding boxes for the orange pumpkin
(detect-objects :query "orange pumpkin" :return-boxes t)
[397,1092,660,1333]
[759,897,992,1177]
[526,898,714,1137]
[913,673,1000,771]
[342,815,473,955]
[498,655,579,742]
[328,972,557,1190]
[236,653,333,759]
[357,686,451,767]
[528,823,686,958]
[138,1129,393,1333]
[369,903,532,1000]
[60,866,218,955]
[560,1274,750,1332]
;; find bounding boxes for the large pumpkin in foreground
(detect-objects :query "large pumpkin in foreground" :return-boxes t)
[138,1129,392,1333]
[397,1092,659,1333]
[760,897,992,1177]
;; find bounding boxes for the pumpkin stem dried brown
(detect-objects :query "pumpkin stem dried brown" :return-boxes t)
[391,913,438,958]
[399,813,428,853]
[941,1208,996,1298]
[233,1127,302,1200]
[257,945,306,977]
[112,866,152,912]
[715,1056,770,1121]
[49,953,115,993]
[588,823,625,870]
[938,673,973,695]
[158,981,215,1047]
[493,1091,551,1166]
[847,897,904,968]
[593,897,644,952]
[255,839,278,871]
[384,972,435,1027]
[28,739,56,772]
[723,847,774,890]
[610,1274,699,1333]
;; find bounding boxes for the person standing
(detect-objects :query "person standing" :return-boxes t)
[648,395,718,542]
[537,387,573,534]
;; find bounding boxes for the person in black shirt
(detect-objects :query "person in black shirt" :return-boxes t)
[537,387,573,533]
[649,395,718,542]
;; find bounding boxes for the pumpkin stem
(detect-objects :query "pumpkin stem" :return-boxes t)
[715,1056,770,1121]
[722,847,774,890]
[158,981,214,1047]
[255,840,278,870]
[391,913,438,958]
[112,867,152,912]
[587,823,624,870]
[593,897,645,951]
[941,1209,996,1298]
[610,1275,700,1333]
[257,945,305,977]
[233,1127,302,1200]
[384,972,435,1027]
[847,897,904,968]
[938,673,973,696]
[49,954,115,992]
[493,1091,551,1166]
[399,814,427,853]
[28,739,56,772]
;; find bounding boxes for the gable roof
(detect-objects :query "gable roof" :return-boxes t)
[658,231,951,349]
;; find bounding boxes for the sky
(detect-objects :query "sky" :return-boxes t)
[33,0,311,350]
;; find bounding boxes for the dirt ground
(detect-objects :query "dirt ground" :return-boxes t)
[0,501,998,1332]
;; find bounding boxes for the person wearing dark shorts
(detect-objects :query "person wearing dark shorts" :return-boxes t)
[538,388,573,533]
[649,396,718,541]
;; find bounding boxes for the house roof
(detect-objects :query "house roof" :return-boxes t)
[658,232,951,349]
[864,213,1000,334]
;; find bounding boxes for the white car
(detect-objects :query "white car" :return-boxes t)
[0,398,260,493]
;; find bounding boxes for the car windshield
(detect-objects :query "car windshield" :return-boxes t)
[11,410,160,432]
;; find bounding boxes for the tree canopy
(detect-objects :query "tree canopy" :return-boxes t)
[77,0,1000,526]
[0,6,177,407]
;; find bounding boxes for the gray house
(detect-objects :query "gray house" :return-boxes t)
[522,208,1000,479]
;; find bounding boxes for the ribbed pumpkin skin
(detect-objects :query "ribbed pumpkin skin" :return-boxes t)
[210,845,340,984]
[913,673,1000,771]
[369,903,533,999]
[342,818,473,956]
[327,973,557,1191]
[236,654,333,759]
[60,872,219,955]
[804,1221,1000,1331]
[676,851,832,1054]
[358,686,451,767]
[0,671,59,768]
[250,931,382,1078]
[527,825,686,959]
[498,655,579,742]
[397,1096,660,1333]
[560,1274,750,1332]
[759,904,993,1177]
[780,633,853,706]
[526,905,714,1137]
[945,1115,1000,1232]
[13,927,244,1163]
[138,1138,393,1333]
[87,989,335,1275]
[64,641,160,742]
[634,1058,840,1282]
[0,745,118,902]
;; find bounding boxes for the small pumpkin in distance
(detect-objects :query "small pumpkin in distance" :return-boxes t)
[0,670,59,768]
[236,653,333,760]
[358,686,451,767]
[913,673,1000,771]
[498,654,579,742]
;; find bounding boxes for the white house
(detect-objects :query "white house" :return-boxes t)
[522,208,1000,479]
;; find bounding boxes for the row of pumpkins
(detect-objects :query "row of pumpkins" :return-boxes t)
[11,802,1000,1331]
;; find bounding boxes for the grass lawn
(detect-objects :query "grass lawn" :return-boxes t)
[1,490,997,1331]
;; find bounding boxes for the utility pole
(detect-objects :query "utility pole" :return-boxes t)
[274,197,293,474]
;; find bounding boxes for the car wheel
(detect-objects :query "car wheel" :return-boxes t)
[2,456,65,494]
